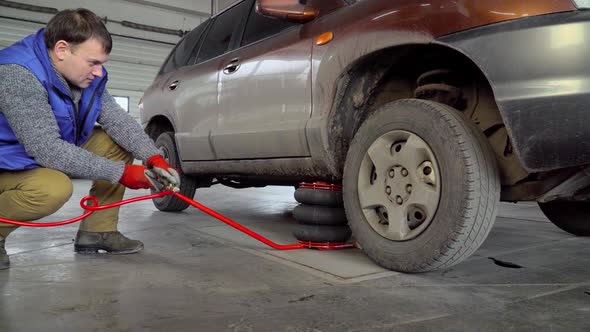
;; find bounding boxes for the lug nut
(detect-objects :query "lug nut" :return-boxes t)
[401,168,408,177]
[386,186,392,194]
[396,196,403,205]
[389,169,395,178]
[406,184,412,194]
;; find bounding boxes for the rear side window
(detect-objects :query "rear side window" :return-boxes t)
[241,3,297,46]
[196,1,250,63]
[159,20,209,75]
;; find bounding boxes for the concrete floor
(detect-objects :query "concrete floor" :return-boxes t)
[1,180,589,332]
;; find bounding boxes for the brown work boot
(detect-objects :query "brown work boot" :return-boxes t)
[0,238,9,270]
[74,231,144,255]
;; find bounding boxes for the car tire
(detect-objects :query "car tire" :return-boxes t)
[343,99,500,272]
[292,224,352,243]
[294,188,343,207]
[151,132,197,212]
[293,205,347,226]
[538,201,590,236]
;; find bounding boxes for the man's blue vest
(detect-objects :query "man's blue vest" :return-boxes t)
[0,28,108,171]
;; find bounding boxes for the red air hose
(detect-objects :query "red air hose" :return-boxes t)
[0,192,168,227]
[0,191,353,250]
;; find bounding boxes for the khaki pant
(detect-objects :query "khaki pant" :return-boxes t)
[0,128,133,239]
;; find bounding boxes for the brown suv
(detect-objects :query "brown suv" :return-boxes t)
[140,0,590,272]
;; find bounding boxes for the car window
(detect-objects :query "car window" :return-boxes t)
[196,1,250,63]
[158,20,209,75]
[241,3,298,46]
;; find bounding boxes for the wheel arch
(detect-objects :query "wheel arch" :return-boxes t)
[144,115,176,142]
[324,43,528,185]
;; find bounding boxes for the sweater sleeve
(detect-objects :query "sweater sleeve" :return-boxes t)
[97,90,160,161]
[0,64,125,183]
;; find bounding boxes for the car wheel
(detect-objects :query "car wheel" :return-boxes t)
[294,188,343,207]
[538,201,590,236]
[343,99,500,272]
[151,132,197,212]
[293,205,347,226]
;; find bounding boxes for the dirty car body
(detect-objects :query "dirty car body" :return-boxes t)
[141,0,590,272]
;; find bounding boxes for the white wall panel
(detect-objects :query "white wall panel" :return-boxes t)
[212,0,240,14]
[1,0,209,43]
[0,18,40,48]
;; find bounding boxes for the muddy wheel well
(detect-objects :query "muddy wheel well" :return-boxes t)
[328,44,528,186]
[144,115,175,142]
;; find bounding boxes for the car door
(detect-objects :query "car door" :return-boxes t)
[211,1,313,159]
[173,1,251,161]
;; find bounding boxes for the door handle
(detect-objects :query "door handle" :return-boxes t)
[168,80,180,91]
[223,58,241,74]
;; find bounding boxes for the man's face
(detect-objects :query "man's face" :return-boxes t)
[54,38,109,89]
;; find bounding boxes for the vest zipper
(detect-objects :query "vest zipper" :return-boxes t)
[76,76,107,145]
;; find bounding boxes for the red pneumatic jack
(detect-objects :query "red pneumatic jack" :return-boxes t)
[0,190,355,250]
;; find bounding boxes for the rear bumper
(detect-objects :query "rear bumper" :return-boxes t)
[439,10,590,172]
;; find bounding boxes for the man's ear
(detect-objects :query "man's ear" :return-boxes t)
[52,40,69,61]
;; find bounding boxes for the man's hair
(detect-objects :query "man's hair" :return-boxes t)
[44,8,112,53]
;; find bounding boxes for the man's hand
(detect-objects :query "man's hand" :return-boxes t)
[146,155,181,189]
[119,164,153,189]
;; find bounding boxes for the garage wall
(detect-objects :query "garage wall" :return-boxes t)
[212,0,240,14]
[0,0,211,120]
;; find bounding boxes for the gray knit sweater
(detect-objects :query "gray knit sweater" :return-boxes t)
[0,63,160,183]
